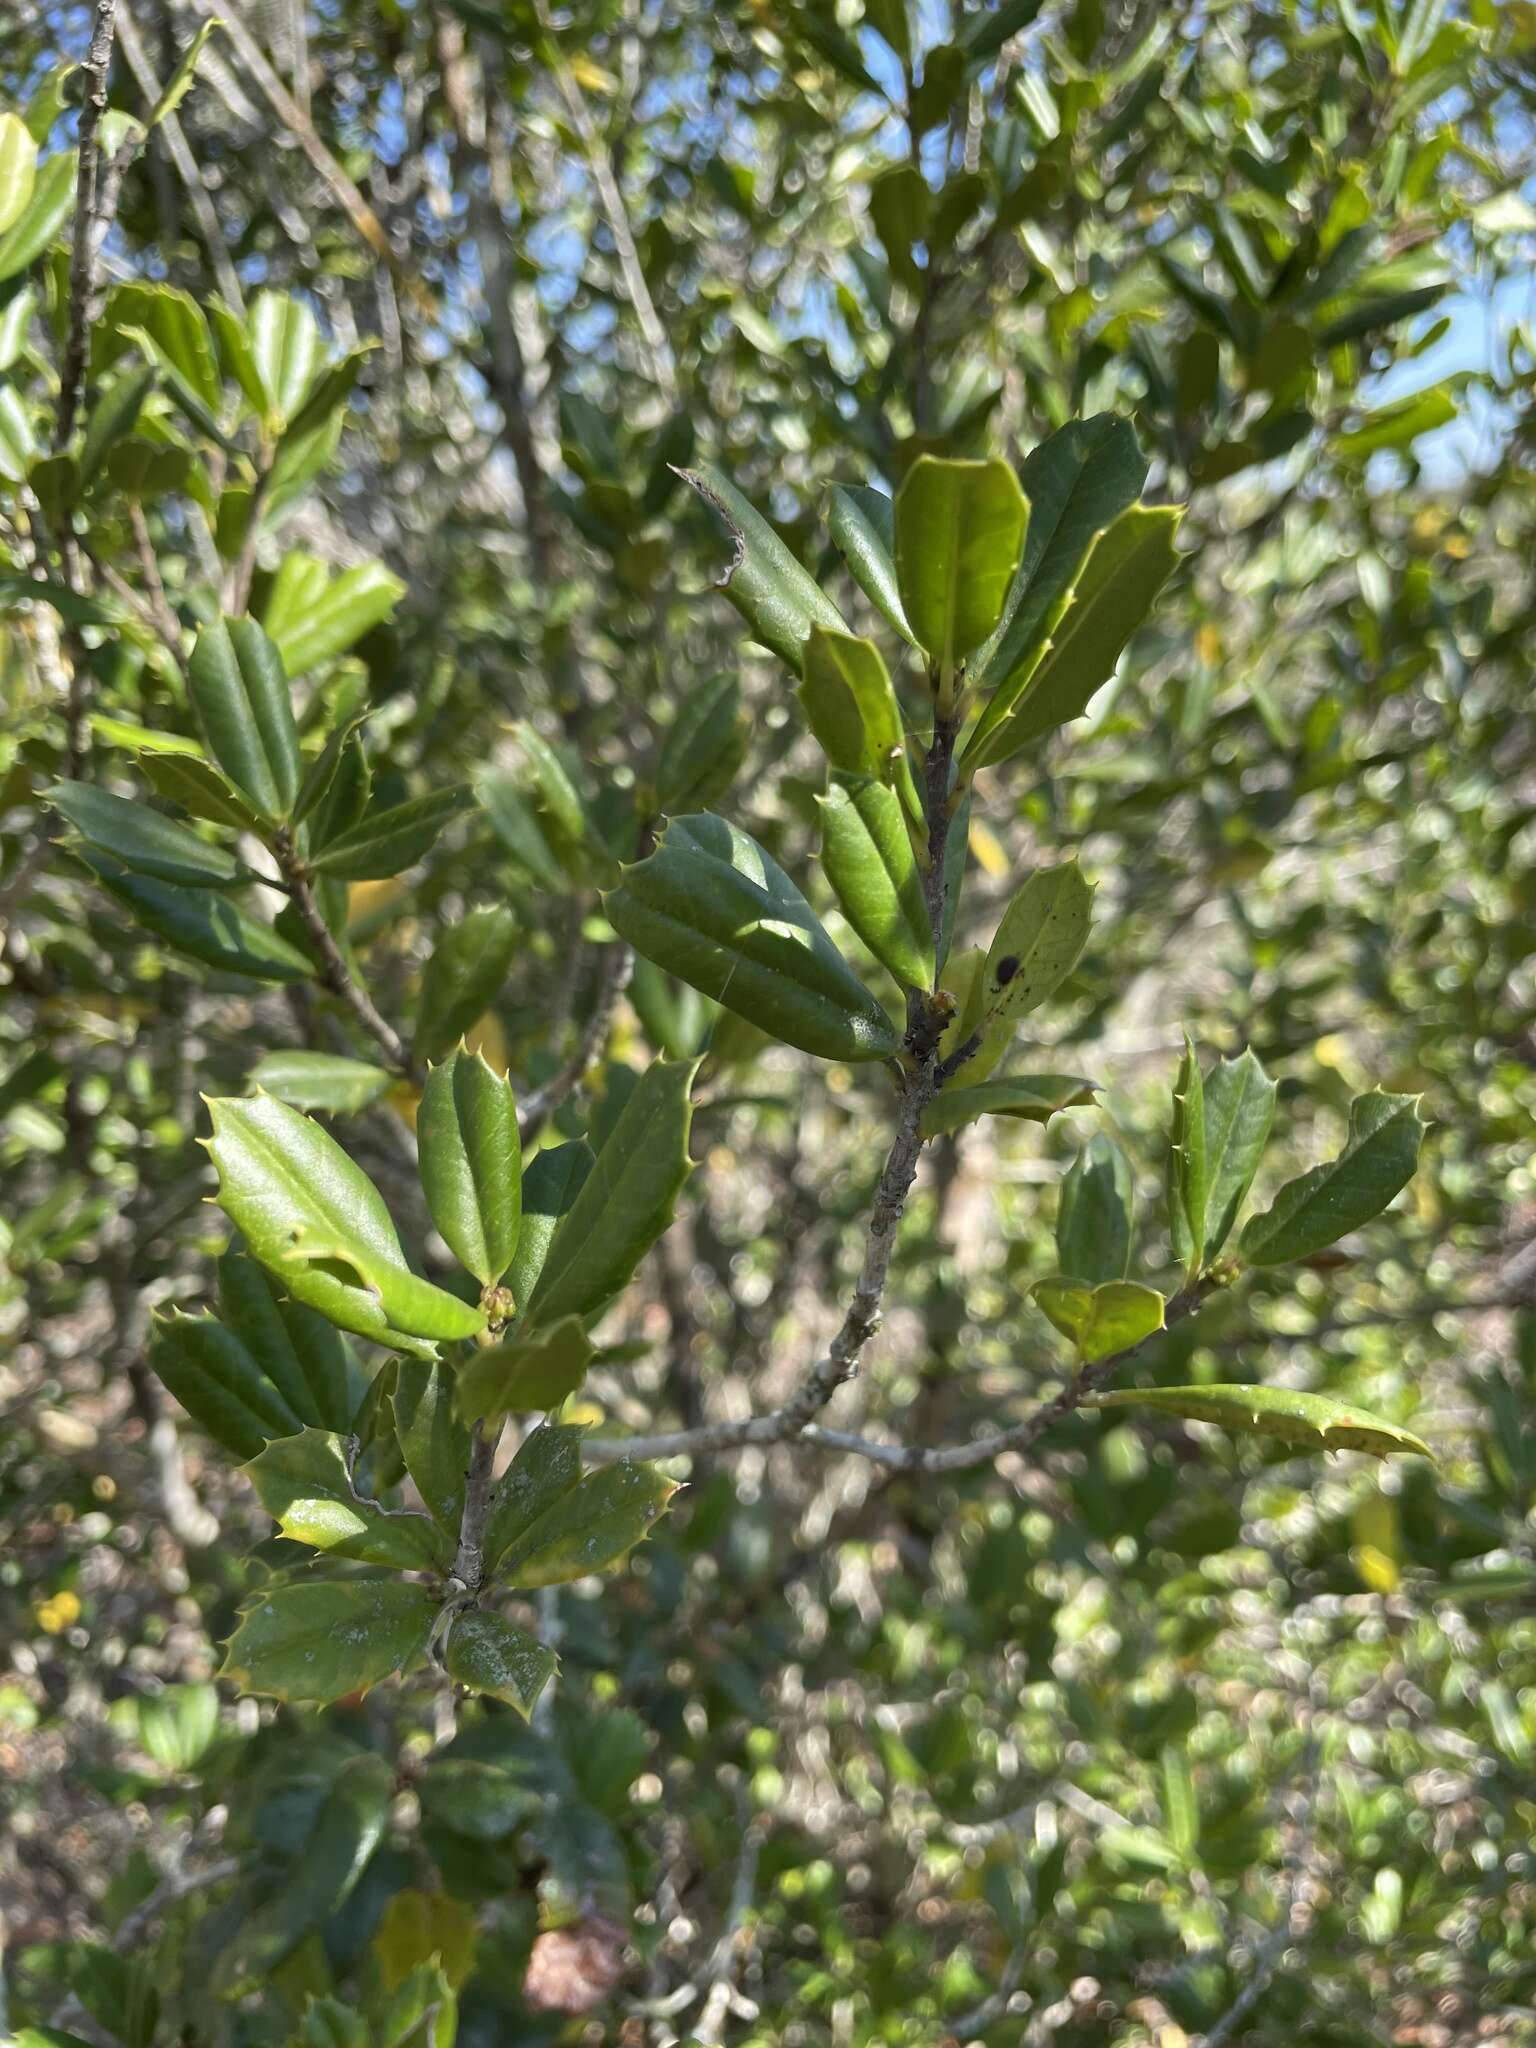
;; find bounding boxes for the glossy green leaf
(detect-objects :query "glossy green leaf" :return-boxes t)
[82,854,313,983]
[981,863,1093,1029]
[921,1072,1096,1137]
[244,1428,445,1569]
[49,782,251,889]
[0,285,34,372]
[0,113,37,238]
[247,1050,393,1115]
[1240,1091,1427,1265]
[292,712,367,830]
[1034,1277,1166,1363]
[1058,1134,1135,1283]
[393,1359,472,1533]
[798,627,908,784]
[894,455,1027,669]
[1090,1384,1432,1460]
[107,283,228,443]
[657,671,746,814]
[187,616,301,823]
[203,1093,486,1350]
[306,786,476,880]
[456,1316,593,1426]
[1167,1034,1208,1280]
[218,1249,358,1432]
[418,1048,521,1287]
[0,148,75,281]
[818,775,933,990]
[1200,1048,1277,1261]
[507,1141,594,1311]
[249,289,323,428]
[138,752,261,833]
[415,906,519,1063]
[0,383,35,483]
[78,365,154,488]
[528,1057,698,1325]
[497,1461,678,1589]
[444,1610,557,1720]
[148,1309,304,1458]
[263,555,405,678]
[483,1422,584,1572]
[967,505,1181,770]
[680,461,847,669]
[220,1580,438,1704]
[826,484,917,647]
[974,415,1148,693]
[604,814,901,1062]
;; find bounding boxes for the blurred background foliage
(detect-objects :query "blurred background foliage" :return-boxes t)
[1,0,1535,2042]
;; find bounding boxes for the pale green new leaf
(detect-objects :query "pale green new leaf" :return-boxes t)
[1034,1277,1166,1363]
[826,483,918,647]
[243,1428,445,1569]
[798,627,909,785]
[920,1072,1096,1138]
[0,113,37,238]
[1200,1048,1277,1261]
[1057,1134,1135,1284]
[263,555,405,678]
[0,147,74,282]
[247,1050,393,1116]
[894,455,1027,669]
[203,1093,486,1349]
[1090,1384,1432,1459]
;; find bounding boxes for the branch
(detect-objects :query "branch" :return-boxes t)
[583,1285,1212,1470]
[517,940,634,1140]
[271,830,416,1077]
[533,0,678,401]
[56,0,121,458]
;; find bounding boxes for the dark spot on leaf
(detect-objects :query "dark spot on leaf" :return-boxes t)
[994,954,1020,986]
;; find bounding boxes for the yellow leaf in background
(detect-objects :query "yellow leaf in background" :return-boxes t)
[388,1079,422,1130]
[1354,1544,1399,1594]
[1352,1485,1400,1592]
[374,1887,476,1992]
[566,1398,605,1427]
[35,1590,81,1634]
[569,55,617,94]
[463,1008,510,1076]
[1195,622,1221,665]
[968,817,1008,878]
[347,878,404,925]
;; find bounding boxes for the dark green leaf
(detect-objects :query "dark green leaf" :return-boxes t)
[657,671,746,814]
[414,906,519,1063]
[507,1141,594,1311]
[49,782,251,888]
[138,752,261,833]
[1200,1049,1277,1261]
[444,1610,557,1720]
[798,626,908,782]
[1168,1034,1208,1280]
[456,1316,593,1425]
[81,854,313,983]
[220,1579,438,1704]
[392,1359,472,1534]
[826,484,917,647]
[148,1309,304,1458]
[218,1250,357,1432]
[418,1048,521,1288]
[817,775,934,990]
[604,813,902,1062]
[497,1462,678,1589]
[528,1057,698,1325]
[186,616,301,823]
[307,786,477,880]
[1240,1091,1426,1265]
[679,462,847,670]
[483,1422,584,1573]
[1057,1134,1135,1283]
